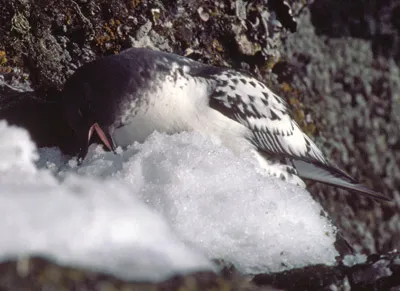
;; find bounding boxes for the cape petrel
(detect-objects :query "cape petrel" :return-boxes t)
[61,47,389,201]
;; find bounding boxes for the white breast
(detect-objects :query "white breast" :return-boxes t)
[111,67,252,154]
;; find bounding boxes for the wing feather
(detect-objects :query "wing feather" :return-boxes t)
[207,70,329,167]
[203,69,389,201]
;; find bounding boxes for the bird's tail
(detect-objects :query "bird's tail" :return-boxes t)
[292,159,390,201]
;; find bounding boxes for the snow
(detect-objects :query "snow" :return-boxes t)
[0,173,213,281]
[343,254,368,267]
[0,121,37,173]
[0,120,339,282]
[0,122,213,282]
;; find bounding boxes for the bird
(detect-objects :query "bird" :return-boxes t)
[61,47,390,201]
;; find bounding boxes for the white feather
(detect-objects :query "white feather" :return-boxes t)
[101,48,388,200]
[112,63,252,156]
[208,71,328,165]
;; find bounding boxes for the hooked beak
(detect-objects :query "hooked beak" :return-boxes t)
[88,123,115,152]
[78,122,116,163]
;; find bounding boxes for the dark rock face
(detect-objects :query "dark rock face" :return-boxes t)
[1,253,400,290]
[0,85,75,153]
[0,0,299,94]
[0,0,399,290]
[0,257,223,291]
[310,0,400,63]
[253,252,400,291]
[282,6,400,256]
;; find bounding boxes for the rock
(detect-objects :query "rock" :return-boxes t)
[0,80,75,153]
[282,7,400,255]
[1,253,400,290]
[310,0,400,62]
[253,252,400,291]
[0,0,399,290]
[0,257,222,291]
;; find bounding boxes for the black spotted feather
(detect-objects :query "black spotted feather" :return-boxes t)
[200,70,388,201]
[62,47,389,201]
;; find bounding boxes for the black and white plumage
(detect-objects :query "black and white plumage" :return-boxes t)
[61,47,389,201]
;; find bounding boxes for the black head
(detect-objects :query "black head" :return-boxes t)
[61,49,164,161]
[61,56,132,161]
[62,77,116,161]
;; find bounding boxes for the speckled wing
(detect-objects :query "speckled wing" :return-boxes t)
[206,70,328,166]
[204,69,389,201]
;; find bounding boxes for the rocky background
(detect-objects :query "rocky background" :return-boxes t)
[1,0,400,290]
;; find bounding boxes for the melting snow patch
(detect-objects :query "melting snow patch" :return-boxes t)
[0,121,212,282]
[40,131,339,274]
[1,119,339,281]
[0,121,37,173]
[343,254,368,267]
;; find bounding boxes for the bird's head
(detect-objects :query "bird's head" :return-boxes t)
[61,51,146,163]
[62,75,115,163]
